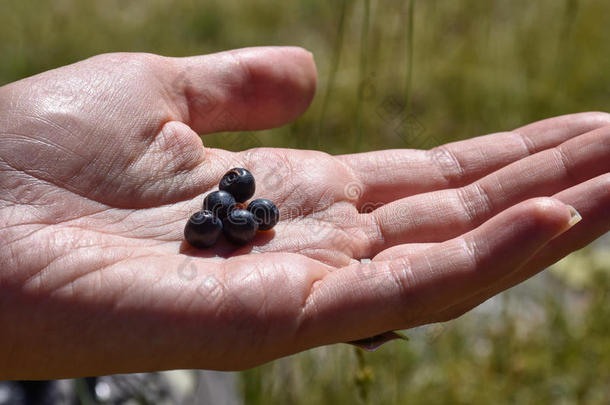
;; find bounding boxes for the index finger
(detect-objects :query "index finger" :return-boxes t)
[338,112,610,208]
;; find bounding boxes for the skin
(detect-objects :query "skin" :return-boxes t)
[0,46,608,379]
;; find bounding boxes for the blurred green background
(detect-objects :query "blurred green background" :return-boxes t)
[2,0,609,403]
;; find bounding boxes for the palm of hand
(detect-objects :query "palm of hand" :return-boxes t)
[0,50,388,375]
[1,48,609,378]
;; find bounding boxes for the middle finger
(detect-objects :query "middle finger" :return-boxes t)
[362,125,610,257]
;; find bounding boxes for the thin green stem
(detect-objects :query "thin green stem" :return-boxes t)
[403,0,415,142]
[355,0,371,152]
[75,378,96,405]
[317,0,350,150]
[354,347,372,403]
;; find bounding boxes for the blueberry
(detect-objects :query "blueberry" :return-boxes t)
[223,209,259,245]
[219,168,255,203]
[184,210,223,248]
[247,198,279,231]
[203,190,236,219]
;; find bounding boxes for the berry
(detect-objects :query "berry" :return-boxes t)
[219,168,255,203]
[223,209,259,245]
[203,190,235,219]
[247,198,279,231]
[184,210,223,248]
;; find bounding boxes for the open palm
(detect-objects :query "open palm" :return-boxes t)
[1,47,609,379]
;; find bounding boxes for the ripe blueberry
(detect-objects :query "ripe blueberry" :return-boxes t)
[203,190,236,220]
[223,209,259,245]
[219,168,255,203]
[184,210,223,248]
[247,198,279,231]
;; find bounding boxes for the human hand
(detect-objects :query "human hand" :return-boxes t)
[1,47,608,379]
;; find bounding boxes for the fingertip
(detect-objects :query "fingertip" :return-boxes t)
[168,46,318,133]
[233,46,318,127]
[519,197,581,238]
[286,47,318,109]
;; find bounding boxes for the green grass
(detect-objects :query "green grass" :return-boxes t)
[1,0,609,403]
[4,0,609,154]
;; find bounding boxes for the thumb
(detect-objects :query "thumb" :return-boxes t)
[167,46,318,134]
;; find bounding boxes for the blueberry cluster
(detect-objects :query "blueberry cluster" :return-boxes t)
[184,168,279,248]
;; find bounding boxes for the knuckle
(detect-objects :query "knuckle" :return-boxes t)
[456,182,494,227]
[460,236,485,271]
[427,145,466,188]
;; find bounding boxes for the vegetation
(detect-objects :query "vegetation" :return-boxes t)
[2,0,609,403]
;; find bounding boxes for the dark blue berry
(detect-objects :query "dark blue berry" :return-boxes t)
[219,168,255,203]
[223,209,259,245]
[203,190,236,220]
[247,198,279,231]
[184,210,223,248]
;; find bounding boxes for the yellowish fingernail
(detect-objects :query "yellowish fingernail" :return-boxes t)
[567,205,582,227]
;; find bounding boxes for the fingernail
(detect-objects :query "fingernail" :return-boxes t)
[567,205,582,227]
